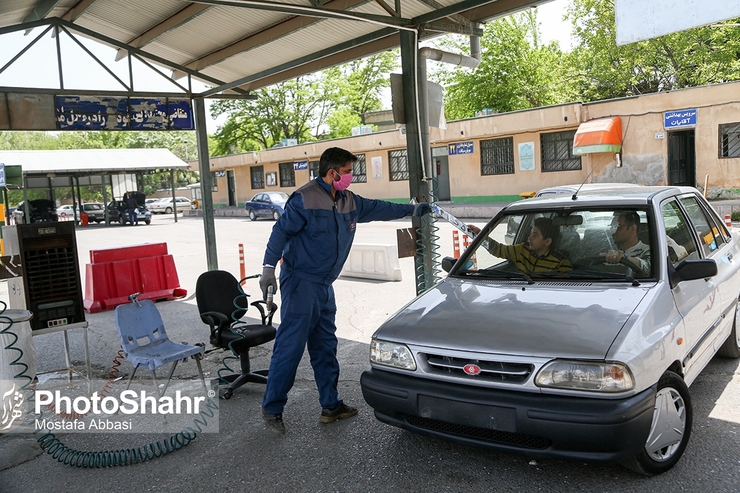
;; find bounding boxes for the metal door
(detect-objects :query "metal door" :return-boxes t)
[227,170,236,206]
[432,147,450,201]
[668,130,695,186]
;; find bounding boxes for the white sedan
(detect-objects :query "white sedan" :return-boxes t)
[362,185,740,476]
[148,197,191,214]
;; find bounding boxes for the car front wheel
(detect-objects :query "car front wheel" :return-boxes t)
[248,210,257,221]
[622,371,692,476]
[145,219,151,225]
[165,207,173,214]
[272,210,280,221]
[718,305,740,358]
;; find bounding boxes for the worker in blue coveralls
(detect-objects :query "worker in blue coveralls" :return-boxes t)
[258,146,431,434]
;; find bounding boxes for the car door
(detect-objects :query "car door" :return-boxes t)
[682,195,740,353]
[254,194,267,216]
[663,197,723,381]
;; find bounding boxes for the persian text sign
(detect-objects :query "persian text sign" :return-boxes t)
[664,109,697,129]
[448,141,474,155]
[55,96,194,130]
[294,160,308,170]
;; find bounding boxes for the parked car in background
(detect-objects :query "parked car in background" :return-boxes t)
[56,204,76,218]
[149,196,191,214]
[14,199,58,224]
[145,198,162,206]
[361,185,740,476]
[79,203,106,223]
[107,191,151,225]
[244,191,289,221]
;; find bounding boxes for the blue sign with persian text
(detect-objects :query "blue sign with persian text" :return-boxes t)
[664,109,697,129]
[55,96,194,130]
[294,160,308,170]
[448,141,474,155]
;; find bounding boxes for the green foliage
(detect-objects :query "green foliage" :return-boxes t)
[565,0,740,100]
[210,51,397,149]
[732,210,740,222]
[434,10,569,119]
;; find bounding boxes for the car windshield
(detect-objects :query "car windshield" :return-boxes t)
[267,192,289,204]
[454,206,654,281]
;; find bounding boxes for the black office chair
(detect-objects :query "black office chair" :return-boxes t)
[195,270,277,399]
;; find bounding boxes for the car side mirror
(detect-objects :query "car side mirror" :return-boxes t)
[669,258,717,288]
[441,256,456,273]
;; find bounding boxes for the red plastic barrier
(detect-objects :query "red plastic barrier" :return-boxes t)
[84,243,187,313]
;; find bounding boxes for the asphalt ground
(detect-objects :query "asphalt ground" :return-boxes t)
[0,212,739,492]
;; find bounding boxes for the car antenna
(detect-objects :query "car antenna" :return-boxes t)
[571,155,606,201]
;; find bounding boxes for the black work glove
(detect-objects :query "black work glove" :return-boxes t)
[259,267,278,300]
[413,202,432,216]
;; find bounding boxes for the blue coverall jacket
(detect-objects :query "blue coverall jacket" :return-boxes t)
[261,177,416,414]
[263,177,416,283]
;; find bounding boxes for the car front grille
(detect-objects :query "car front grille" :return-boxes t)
[423,354,533,384]
[405,415,550,449]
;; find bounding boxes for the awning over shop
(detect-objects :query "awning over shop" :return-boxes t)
[572,117,623,155]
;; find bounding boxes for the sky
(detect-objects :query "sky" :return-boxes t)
[0,0,571,133]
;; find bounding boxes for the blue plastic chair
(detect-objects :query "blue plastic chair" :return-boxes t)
[114,296,206,396]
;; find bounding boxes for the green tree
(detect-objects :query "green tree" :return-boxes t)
[210,51,398,148]
[565,0,740,100]
[210,77,325,154]
[434,10,568,120]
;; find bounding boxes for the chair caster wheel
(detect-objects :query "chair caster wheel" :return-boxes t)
[219,388,233,400]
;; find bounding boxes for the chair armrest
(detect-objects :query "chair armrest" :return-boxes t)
[200,311,229,335]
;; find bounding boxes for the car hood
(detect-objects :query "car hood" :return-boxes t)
[375,277,651,360]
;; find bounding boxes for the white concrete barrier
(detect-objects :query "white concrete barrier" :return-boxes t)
[341,244,402,281]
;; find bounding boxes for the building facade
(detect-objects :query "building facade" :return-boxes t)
[200,81,740,207]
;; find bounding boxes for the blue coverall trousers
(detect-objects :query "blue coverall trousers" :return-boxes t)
[261,272,342,415]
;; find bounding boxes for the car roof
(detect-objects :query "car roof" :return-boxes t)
[535,182,641,197]
[506,185,695,212]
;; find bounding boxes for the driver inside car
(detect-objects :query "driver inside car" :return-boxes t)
[602,211,650,274]
[468,217,571,273]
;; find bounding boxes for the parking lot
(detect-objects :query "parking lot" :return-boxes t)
[1,213,739,492]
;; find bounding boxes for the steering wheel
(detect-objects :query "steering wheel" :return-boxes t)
[577,255,649,277]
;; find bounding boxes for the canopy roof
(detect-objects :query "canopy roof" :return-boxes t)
[0,148,188,174]
[0,0,550,98]
[572,117,623,155]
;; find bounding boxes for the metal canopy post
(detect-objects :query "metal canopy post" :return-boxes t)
[194,97,218,271]
[170,168,178,223]
[101,174,109,225]
[75,176,82,224]
[400,30,433,295]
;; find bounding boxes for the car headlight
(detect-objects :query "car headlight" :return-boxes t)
[370,339,416,371]
[535,360,634,392]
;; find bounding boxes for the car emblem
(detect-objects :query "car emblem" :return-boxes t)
[463,363,481,376]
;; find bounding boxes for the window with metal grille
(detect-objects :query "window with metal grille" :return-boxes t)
[309,160,320,180]
[480,137,514,175]
[720,123,740,158]
[389,149,409,181]
[279,162,295,187]
[250,166,264,189]
[353,154,367,183]
[540,130,581,172]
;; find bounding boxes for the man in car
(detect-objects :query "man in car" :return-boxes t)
[602,211,650,273]
[468,217,571,273]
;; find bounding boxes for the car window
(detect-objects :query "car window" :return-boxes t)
[679,196,725,257]
[661,200,698,266]
[457,206,653,279]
